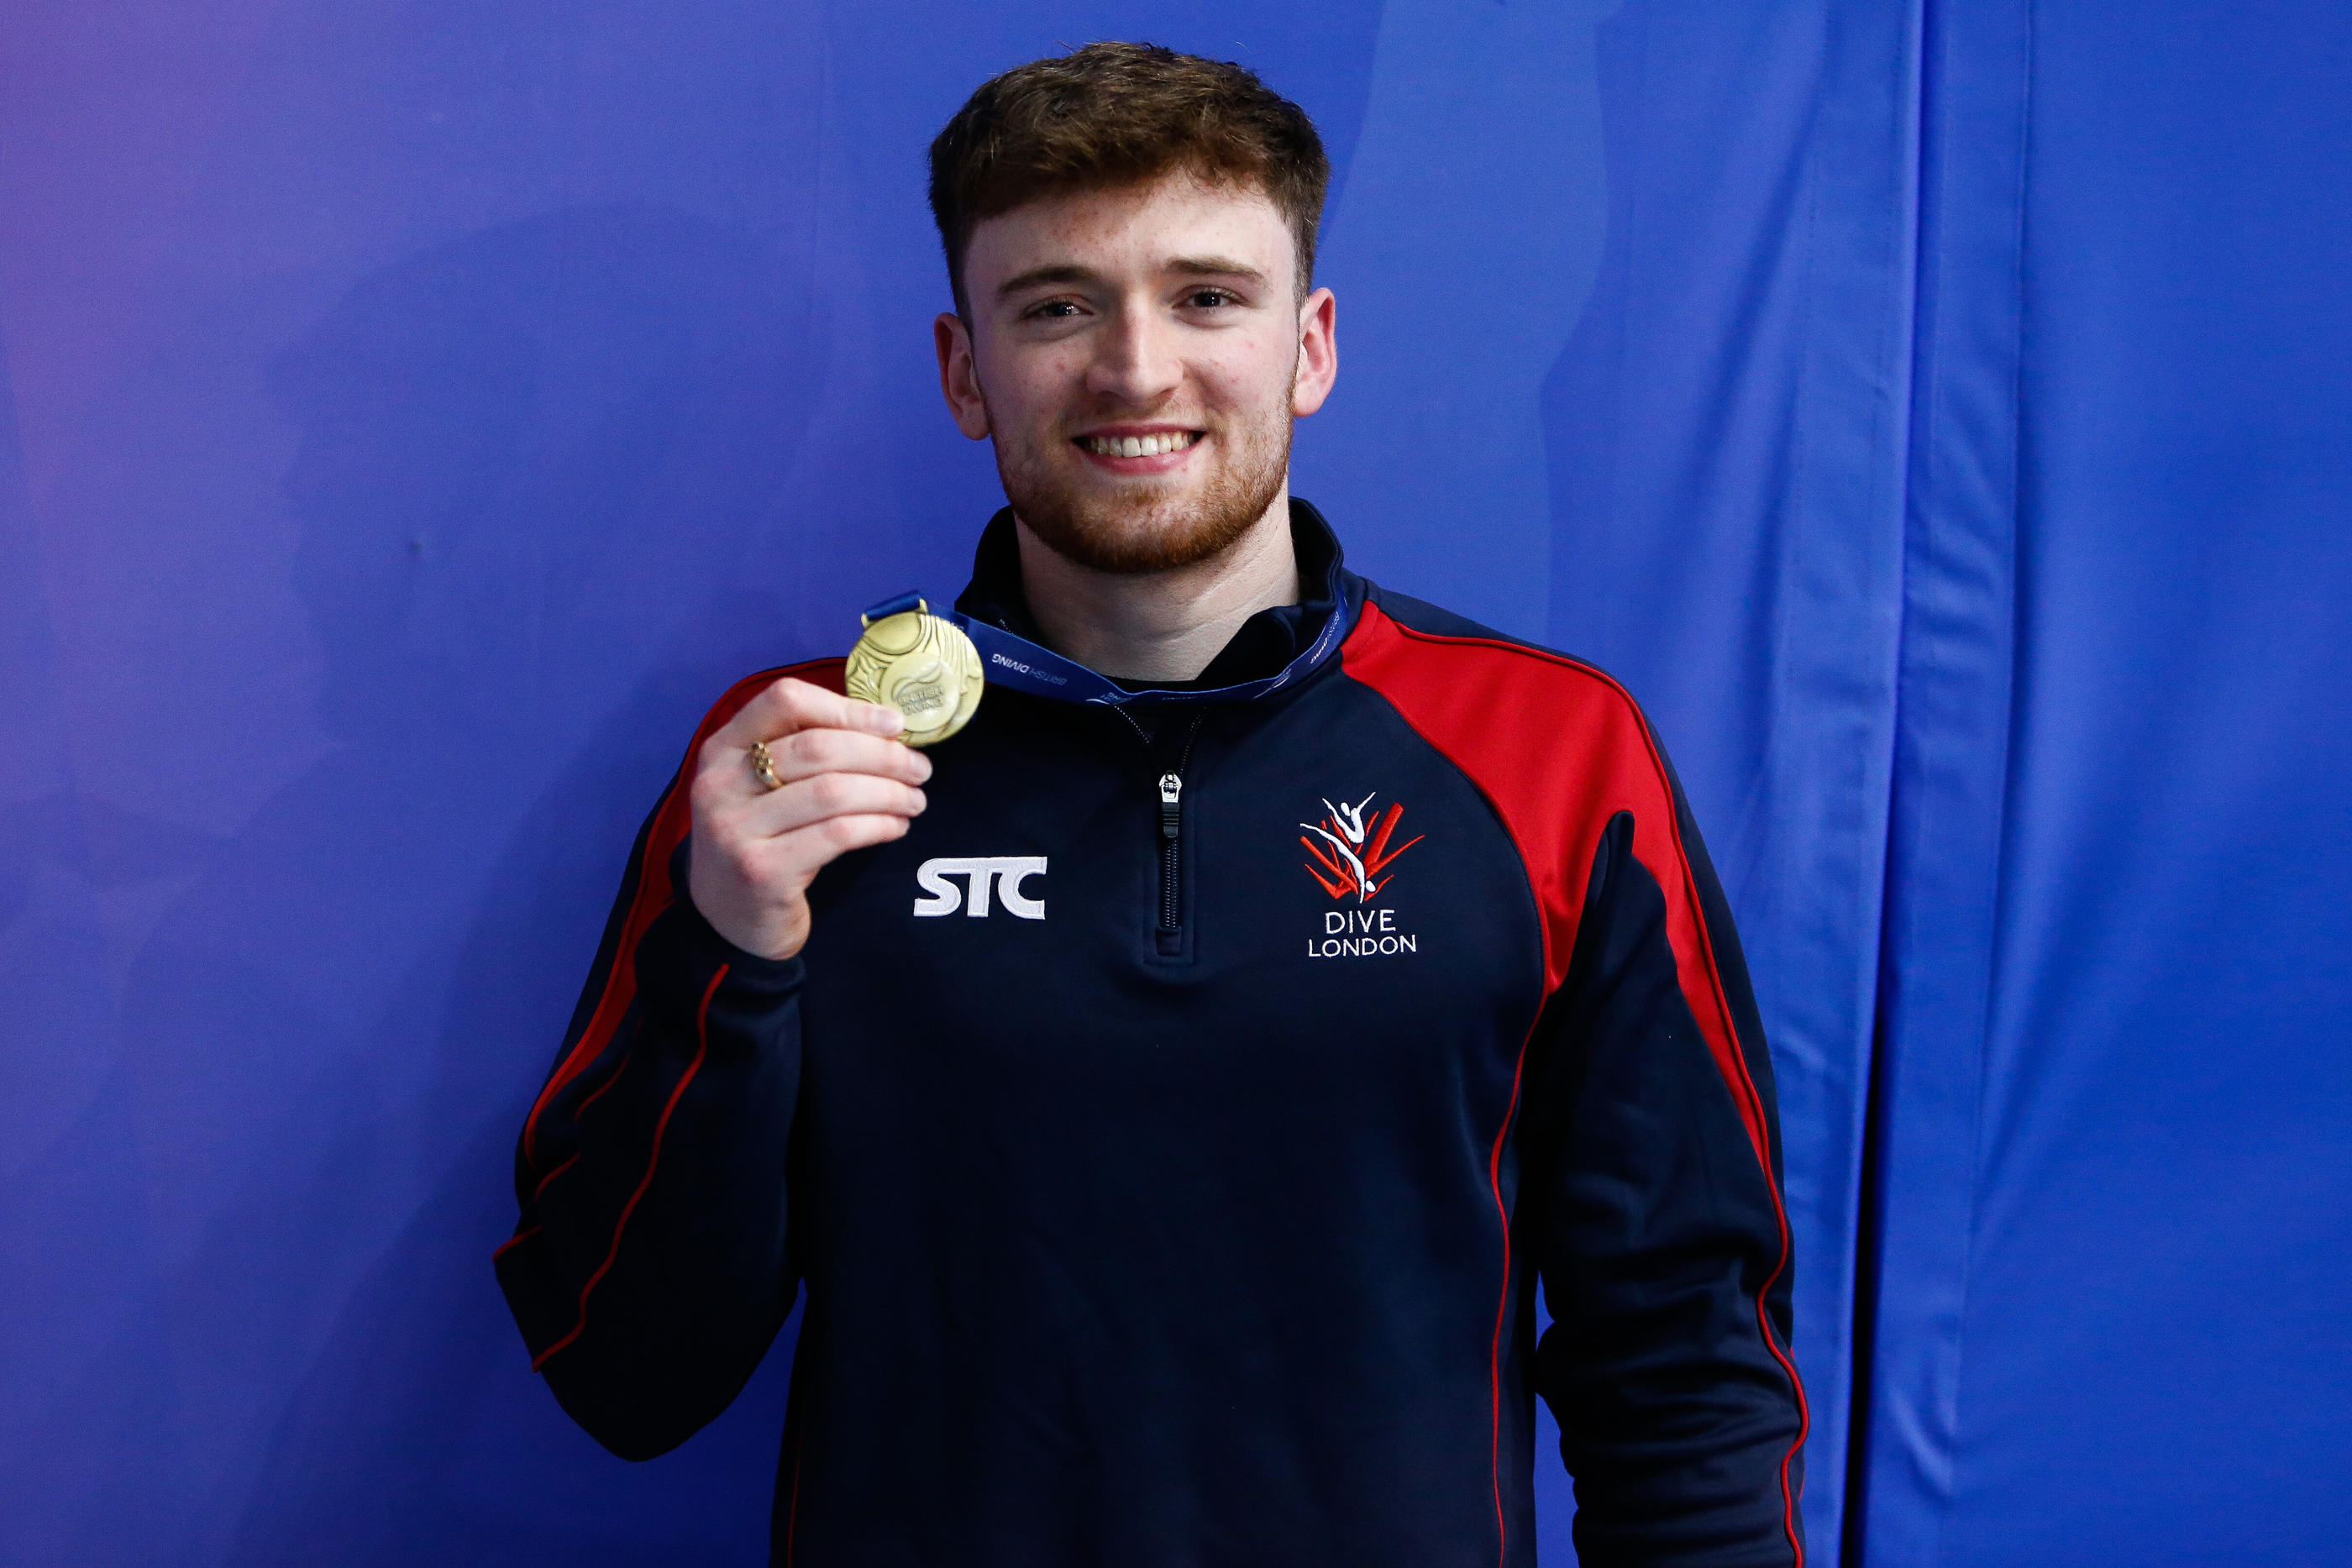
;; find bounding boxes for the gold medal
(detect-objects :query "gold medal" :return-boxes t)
[844,598,984,747]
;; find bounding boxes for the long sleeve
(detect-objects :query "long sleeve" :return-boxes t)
[494,663,833,1461]
[1520,800,1808,1566]
[1331,590,1811,1563]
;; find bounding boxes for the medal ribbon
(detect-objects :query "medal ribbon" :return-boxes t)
[862,570,1350,707]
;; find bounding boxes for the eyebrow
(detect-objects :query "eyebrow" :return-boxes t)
[993,254,1270,302]
[995,264,1098,301]
[1167,254,1268,283]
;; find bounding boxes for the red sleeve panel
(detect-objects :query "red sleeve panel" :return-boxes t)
[1341,602,1772,1173]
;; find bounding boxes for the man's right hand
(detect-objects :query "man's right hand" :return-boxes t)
[687,677,931,961]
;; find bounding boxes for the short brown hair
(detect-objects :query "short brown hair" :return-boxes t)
[928,42,1330,312]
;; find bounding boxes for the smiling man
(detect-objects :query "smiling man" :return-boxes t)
[498,42,1807,1568]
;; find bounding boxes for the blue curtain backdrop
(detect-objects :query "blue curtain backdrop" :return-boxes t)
[1,3,2344,1565]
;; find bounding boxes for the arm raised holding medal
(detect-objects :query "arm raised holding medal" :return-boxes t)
[493,668,926,1457]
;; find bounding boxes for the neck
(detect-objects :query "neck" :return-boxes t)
[1016,488,1303,683]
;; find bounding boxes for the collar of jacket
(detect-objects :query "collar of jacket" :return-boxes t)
[950,496,1365,705]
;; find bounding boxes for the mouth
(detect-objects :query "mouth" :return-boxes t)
[1074,427,1205,464]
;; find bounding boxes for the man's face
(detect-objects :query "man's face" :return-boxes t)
[935,170,1337,574]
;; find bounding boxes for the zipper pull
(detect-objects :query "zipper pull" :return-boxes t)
[1158,773,1183,840]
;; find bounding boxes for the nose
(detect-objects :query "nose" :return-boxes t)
[1083,299,1183,407]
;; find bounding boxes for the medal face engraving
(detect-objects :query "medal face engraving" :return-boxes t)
[847,604,982,747]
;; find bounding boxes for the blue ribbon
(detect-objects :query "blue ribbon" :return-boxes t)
[861,569,1349,707]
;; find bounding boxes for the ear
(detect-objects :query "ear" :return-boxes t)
[1291,286,1337,418]
[935,312,992,440]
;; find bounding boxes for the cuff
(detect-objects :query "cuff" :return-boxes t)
[636,898,807,1037]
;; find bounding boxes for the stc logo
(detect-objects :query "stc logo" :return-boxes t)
[913,857,1047,919]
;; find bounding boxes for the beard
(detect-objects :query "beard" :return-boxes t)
[991,401,1294,577]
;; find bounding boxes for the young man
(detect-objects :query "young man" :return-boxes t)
[499,42,1806,1568]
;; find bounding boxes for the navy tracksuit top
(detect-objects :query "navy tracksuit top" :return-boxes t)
[497,503,1808,1567]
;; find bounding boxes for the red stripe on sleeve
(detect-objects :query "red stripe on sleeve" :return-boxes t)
[531,961,729,1371]
[785,1441,805,1565]
[520,658,844,1172]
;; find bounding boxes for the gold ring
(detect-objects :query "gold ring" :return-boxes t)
[748,740,783,791]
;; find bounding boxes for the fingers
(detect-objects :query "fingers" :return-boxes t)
[704,802,920,895]
[783,811,916,862]
[710,676,903,753]
[756,725,932,789]
[740,769,928,840]
[697,679,927,815]
[686,679,930,961]
[692,750,927,863]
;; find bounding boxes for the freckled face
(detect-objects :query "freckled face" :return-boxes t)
[936,172,1336,574]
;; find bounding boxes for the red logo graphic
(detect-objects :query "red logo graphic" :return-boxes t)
[1300,793,1424,903]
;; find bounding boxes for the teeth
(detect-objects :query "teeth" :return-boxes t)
[1084,431,1197,458]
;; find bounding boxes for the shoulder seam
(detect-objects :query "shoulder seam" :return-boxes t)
[1374,618,1653,728]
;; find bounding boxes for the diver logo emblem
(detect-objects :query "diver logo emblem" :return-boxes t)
[1300,794,1423,902]
[1300,794,1424,960]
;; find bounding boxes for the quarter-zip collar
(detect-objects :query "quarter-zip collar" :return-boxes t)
[951,497,1362,705]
